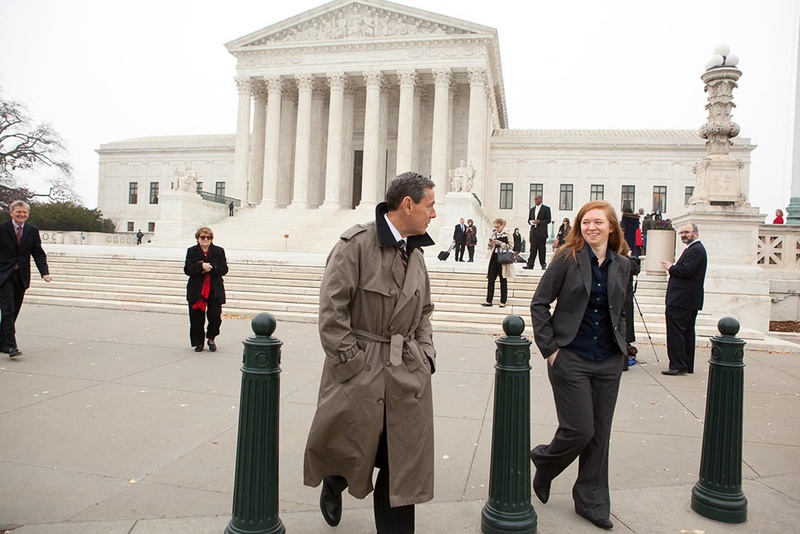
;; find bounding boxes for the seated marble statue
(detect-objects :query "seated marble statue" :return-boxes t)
[450,160,474,192]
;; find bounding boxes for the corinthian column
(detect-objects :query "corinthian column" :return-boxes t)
[361,71,384,207]
[396,69,417,175]
[323,73,346,208]
[430,68,452,189]
[249,81,267,205]
[261,75,282,207]
[291,74,314,208]
[232,76,252,202]
[467,67,489,198]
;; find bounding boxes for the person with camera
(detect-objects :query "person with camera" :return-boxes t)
[481,217,514,308]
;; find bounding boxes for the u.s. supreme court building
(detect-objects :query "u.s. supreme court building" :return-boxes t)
[96,0,754,251]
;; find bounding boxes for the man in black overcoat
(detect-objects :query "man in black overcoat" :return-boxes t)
[0,201,52,357]
[660,223,707,375]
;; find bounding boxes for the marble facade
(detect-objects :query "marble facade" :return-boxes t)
[96,0,755,249]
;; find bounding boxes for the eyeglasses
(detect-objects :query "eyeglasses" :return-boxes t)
[198,235,212,240]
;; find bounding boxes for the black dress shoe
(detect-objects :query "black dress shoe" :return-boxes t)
[577,510,613,529]
[522,266,533,269]
[532,471,550,504]
[320,479,343,527]
[481,303,493,307]
[661,369,685,376]
[207,340,217,352]
[194,345,203,352]
[7,347,21,358]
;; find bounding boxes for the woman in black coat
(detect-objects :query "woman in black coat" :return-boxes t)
[619,204,640,258]
[184,226,228,352]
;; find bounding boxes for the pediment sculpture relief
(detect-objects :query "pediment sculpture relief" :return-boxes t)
[247,4,469,45]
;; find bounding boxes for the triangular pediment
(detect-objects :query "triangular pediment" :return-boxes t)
[226,0,494,50]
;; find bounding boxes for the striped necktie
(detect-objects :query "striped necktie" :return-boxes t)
[15,225,22,245]
[398,241,409,271]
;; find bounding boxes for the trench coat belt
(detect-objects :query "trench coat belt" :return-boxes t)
[353,329,416,367]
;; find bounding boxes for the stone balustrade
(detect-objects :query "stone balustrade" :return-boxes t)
[757,224,800,270]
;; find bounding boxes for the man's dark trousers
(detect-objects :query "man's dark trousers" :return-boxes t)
[527,227,548,269]
[323,420,414,534]
[665,305,698,373]
[0,269,25,349]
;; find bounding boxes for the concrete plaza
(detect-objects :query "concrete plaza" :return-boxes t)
[0,304,798,533]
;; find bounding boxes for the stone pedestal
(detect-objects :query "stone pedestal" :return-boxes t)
[155,190,228,242]
[673,204,770,333]
[644,230,675,275]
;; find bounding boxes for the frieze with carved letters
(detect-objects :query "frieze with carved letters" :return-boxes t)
[246,4,471,45]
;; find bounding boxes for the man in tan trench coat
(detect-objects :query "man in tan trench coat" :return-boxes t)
[304,172,438,534]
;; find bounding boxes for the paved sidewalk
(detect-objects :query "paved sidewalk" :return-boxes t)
[0,304,798,533]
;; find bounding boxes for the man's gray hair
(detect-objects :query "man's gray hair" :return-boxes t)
[9,201,30,212]
[683,222,699,233]
[385,172,435,210]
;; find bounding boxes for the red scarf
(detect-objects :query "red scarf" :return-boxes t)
[192,250,211,312]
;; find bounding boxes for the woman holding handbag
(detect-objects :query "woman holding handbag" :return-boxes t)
[482,218,515,308]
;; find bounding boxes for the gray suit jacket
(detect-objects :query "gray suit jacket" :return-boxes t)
[530,246,630,358]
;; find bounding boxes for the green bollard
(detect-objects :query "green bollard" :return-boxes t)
[481,315,538,534]
[226,313,285,534]
[690,317,748,523]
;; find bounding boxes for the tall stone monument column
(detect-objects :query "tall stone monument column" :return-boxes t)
[467,67,489,202]
[231,76,252,202]
[261,76,283,207]
[291,74,314,208]
[430,68,452,191]
[396,69,417,174]
[672,46,769,333]
[360,70,384,208]
[323,72,346,209]
[249,81,267,205]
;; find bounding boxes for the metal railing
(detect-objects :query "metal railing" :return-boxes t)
[198,191,241,207]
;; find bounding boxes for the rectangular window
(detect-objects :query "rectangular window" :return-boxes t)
[685,186,694,205]
[149,182,159,204]
[128,182,138,204]
[196,181,203,193]
[529,183,543,209]
[559,184,574,211]
[590,184,604,201]
[127,221,134,232]
[215,182,226,198]
[499,183,513,209]
[653,186,667,213]
[148,222,155,232]
[621,185,635,211]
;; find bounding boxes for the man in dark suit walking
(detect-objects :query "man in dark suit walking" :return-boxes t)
[524,195,551,270]
[453,217,467,262]
[0,201,52,357]
[660,223,707,375]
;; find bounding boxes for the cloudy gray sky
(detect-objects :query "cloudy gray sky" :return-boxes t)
[1,0,797,218]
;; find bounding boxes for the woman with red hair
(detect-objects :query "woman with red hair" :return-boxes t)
[529,201,631,530]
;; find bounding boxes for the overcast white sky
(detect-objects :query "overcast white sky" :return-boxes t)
[1,0,798,219]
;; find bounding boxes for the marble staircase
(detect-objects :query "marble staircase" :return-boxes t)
[23,250,768,347]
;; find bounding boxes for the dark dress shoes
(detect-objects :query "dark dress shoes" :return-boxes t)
[7,347,21,358]
[320,478,343,527]
[194,345,204,352]
[532,471,550,504]
[207,340,217,352]
[661,369,685,376]
[577,510,613,529]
